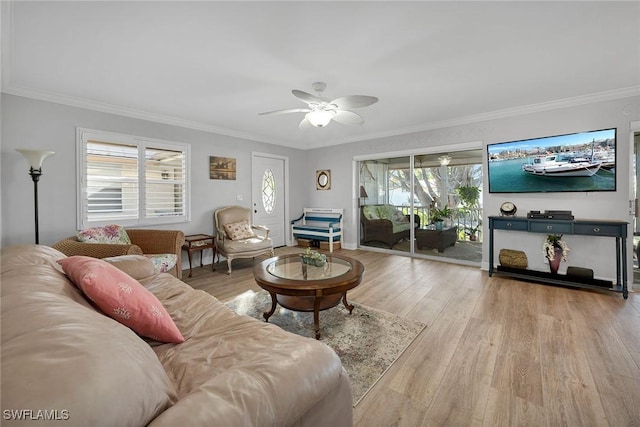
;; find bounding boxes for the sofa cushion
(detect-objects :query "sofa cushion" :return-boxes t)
[376,205,395,220]
[220,235,273,254]
[103,254,158,280]
[58,256,184,343]
[145,277,349,426]
[362,205,379,219]
[76,224,131,244]
[1,245,178,427]
[224,220,256,240]
[392,221,414,234]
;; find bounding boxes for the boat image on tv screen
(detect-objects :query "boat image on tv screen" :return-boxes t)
[487,128,616,193]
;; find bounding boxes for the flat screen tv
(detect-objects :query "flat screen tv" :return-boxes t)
[487,128,616,193]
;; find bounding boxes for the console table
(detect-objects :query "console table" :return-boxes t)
[488,216,628,298]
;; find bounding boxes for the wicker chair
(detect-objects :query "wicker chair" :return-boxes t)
[52,229,185,279]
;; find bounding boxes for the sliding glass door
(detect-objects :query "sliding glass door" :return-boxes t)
[358,149,483,264]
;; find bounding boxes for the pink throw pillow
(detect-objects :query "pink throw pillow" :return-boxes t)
[58,256,184,343]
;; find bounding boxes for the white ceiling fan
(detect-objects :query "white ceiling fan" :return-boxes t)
[259,82,378,129]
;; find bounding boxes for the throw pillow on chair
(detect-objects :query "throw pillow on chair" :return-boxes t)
[224,220,256,240]
[77,224,131,244]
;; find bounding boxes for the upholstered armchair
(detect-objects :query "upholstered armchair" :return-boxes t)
[52,228,185,279]
[214,206,274,274]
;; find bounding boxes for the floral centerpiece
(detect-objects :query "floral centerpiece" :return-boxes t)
[543,234,570,274]
[300,247,327,267]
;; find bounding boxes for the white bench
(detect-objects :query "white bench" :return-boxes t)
[291,208,343,252]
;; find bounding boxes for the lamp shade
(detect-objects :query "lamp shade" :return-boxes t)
[306,110,334,127]
[16,149,55,169]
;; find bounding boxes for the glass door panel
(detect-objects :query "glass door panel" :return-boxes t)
[413,153,483,262]
[359,157,412,253]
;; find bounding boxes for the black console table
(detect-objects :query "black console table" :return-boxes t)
[488,216,628,298]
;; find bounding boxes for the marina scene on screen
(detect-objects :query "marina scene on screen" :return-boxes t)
[487,128,616,193]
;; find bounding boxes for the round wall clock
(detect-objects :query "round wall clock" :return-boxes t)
[500,201,517,216]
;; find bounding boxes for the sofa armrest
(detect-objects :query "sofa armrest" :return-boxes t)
[52,238,144,258]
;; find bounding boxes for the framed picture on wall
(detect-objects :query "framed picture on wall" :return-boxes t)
[210,156,236,180]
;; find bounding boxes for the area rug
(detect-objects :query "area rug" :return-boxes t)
[224,290,426,405]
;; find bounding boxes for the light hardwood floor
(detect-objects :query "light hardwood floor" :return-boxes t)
[183,246,640,426]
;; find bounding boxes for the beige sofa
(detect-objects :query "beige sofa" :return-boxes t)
[1,245,352,426]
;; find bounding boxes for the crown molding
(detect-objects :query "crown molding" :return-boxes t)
[0,83,298,147]
[320,86,640,148]
[3,83,639,151]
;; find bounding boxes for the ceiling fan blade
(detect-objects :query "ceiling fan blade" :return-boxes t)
[330,95,378,110]
[332,110,364,125]
[299,116,313,129]
[292,90,324,104]
[259,108,310,116]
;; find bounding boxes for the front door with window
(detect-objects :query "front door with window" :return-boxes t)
[252,154,286,247]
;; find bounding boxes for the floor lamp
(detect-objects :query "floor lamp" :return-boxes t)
[16,149,55,244]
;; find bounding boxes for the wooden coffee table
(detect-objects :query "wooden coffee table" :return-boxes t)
[253,254,365,339]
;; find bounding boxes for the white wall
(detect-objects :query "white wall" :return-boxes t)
[3,93,639,283]
[1,95,309,264]
[306,96,640,283]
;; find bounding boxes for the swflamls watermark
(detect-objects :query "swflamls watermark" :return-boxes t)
[3,409,70,421]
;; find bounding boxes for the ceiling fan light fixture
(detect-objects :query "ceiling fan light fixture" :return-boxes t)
[306,110,335,127]
[261,82,377,129]
[438,155,452,166]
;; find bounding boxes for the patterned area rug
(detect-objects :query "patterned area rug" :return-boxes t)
[225,290,426,405]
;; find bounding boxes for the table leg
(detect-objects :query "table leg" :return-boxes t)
[187,250,193,278]
[314,296,321,339]
[263,292,277,322]
[211,247,217,272]
[341,292,354,314]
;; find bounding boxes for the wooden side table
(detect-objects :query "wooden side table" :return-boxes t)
[182,234,216,278]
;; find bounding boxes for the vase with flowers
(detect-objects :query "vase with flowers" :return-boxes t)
[543,234,570,274]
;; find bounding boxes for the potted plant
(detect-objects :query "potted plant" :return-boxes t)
[456,185,480,209]
[464,222,482,241]
[431,206,452,231]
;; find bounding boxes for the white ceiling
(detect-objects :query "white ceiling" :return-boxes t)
[2,1,639,150]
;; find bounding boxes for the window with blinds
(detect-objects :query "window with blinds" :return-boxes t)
[77,128,189,229]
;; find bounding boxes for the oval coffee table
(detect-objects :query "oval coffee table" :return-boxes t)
[253,254,365,339]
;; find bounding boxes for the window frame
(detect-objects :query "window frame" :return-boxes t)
[76,127,191,230]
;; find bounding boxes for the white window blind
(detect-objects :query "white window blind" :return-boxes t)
[77,128,189,229]
[144,147,186,219]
